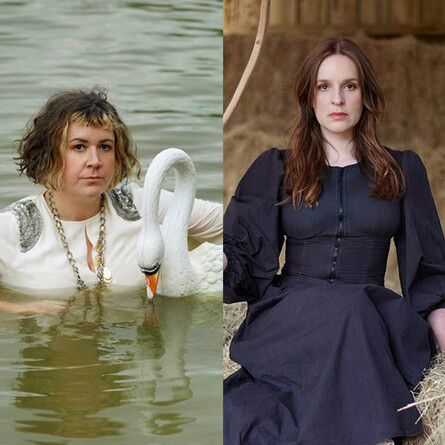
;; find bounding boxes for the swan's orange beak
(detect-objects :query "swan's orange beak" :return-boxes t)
[145,272,159,300]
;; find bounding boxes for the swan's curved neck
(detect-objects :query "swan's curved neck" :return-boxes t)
[143,150,196,259]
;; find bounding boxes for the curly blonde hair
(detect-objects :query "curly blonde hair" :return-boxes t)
[16,89,141,190]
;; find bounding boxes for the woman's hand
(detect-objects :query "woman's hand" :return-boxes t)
[427,308,445,351]
[0,300,68,315]
[223,252,227,271]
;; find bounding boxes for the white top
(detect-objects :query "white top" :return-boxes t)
[0,183,222,292]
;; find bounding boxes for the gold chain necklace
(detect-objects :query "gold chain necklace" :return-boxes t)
[47,190,111,290]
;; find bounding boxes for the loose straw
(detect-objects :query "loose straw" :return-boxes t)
[398,393,445,412]
[223,0,271,128]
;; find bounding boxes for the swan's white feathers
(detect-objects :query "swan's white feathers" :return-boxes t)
[138,148,222,298]
[189,242,223,293]
[158,242,222,296]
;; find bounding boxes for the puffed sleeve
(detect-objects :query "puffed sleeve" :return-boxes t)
[394,149,445,317]
[224,148,285,303]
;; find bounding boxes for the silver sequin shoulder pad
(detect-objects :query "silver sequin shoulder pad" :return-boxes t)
[0,200,43,252]
[107,184,141,221]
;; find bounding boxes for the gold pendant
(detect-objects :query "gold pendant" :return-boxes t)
[103,266,113,283]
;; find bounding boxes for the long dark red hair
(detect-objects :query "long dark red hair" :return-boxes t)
[284,38,405,209]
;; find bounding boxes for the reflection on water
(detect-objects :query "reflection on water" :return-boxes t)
[1,288,221,442]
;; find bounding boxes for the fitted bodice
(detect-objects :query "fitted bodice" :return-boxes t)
[280,163,401,286]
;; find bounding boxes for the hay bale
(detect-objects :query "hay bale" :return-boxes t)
[223,302,246,378]
[403,352,445,444]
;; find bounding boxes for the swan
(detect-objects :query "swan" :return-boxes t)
[137,148,223,299]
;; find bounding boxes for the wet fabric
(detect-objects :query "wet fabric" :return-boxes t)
[224,148,445,445]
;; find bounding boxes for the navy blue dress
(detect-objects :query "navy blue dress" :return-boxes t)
[224,148,445,445]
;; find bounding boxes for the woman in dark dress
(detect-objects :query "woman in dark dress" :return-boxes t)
[223,38,445,445]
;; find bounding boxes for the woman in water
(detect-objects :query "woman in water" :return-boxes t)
[0,89,222,313]
[224,38,445,444]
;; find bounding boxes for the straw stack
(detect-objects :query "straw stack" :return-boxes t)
[404,352,445,444]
